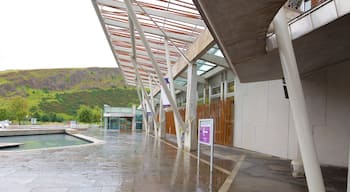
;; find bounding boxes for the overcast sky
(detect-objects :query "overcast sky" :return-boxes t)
[0,0,117,71]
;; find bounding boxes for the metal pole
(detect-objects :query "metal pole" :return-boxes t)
[91,0,128,84]
[210,141,214,173]
[165,40,182,148]
[197,125,200,189]
[128,16,158,128]
[197,124,201,166]
[158,98,166,139]
[148,76,157,135]
[348,144,350,192]
[133,0,192,65]
[125,0,186,133]
[136,79,147,132]
[132,105,136,132]
[273,7,325,192]
[138,81,148,133]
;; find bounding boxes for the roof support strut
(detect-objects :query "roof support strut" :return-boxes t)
[274,7,325,192]
[128,16,158,131]
[125,0,187,146]
[165,40,182,148]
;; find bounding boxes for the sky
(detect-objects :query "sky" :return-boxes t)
[0,0,117,71]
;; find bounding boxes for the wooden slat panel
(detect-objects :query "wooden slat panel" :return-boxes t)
[164,99,234,146]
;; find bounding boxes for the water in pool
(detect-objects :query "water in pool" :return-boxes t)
[0,134,90,151]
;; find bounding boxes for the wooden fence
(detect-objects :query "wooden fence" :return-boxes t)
[164,99,234,146]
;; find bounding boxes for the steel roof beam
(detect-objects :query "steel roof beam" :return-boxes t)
[200,53,229,68]
[97,0,205,27]
[105,19,195,43]
[111,35,179,54]
[113,46,178,62]
[118,54,170,68]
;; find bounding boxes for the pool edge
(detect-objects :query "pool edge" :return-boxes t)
[0,129,105,153]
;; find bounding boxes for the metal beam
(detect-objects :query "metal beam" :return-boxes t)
[200,53,229,68]
[118,54,170,69]
[201,66,225,79]
[125,0,187,136]
[119,67,164,78]
[97,0,205,27]
[274,7,325,192]
[151,29,215,97]
[105,19,195,43]
[135,78,148,132]
[149,75,157,135]
[118,60,168,74]
[91,0,127,83]
[174,84,186,92]
[158,98,166,138]
[111,35,179,53]
[180,71,207,84]
[166,40,183,148]
[113,46,178,62]
[128,17,158,130]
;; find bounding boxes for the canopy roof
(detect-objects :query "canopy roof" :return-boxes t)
[93,0,209,87]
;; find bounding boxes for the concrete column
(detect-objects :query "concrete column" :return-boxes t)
[274,7,325,192]
[132,105,136,131]
[165,40,183,148]
[158,99,166,139]
[208,85,212,104]
[220,73,224,101]
[184,63,198,151]
[104,117,108,129]
[203,86,206,104]
[292,146,305,177]
[223,72,228,100]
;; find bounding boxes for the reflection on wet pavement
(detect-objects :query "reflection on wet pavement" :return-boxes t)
[1,128,347,192]
[0,128,227,192]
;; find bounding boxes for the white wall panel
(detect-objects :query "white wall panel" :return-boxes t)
[234,61,350,167]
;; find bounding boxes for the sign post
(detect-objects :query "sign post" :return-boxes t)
[197,118,214,171]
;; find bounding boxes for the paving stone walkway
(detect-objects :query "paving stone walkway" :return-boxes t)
[0,128,226,192]
[0,128,347,192]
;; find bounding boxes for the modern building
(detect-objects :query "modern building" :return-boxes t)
[103,105,143,130]
[93,0,350,191]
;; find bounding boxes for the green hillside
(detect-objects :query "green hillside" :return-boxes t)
[0,68,139,121]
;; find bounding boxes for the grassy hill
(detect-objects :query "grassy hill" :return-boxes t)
[0,68,139,120]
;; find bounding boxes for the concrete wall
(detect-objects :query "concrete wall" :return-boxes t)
[234,61,350,167]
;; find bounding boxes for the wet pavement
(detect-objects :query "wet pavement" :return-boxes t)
[166,134,347,192]
[0,128,226,192]
[0,128,347,192]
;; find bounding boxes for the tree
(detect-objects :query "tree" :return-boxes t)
[0,108,8,120]
[29,106,41,119]
[77,105,93,123]
[40,114,49,122]
[9,97,29,125]
[92,106,102,123]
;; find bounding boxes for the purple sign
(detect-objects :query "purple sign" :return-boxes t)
[199,126,211,145]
